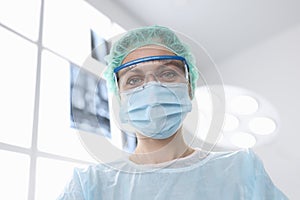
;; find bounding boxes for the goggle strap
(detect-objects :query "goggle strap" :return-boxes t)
[113,55,188,73]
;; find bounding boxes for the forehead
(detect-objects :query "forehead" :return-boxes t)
[122,45,176,64]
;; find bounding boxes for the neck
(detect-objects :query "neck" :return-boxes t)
[129,128,195,164]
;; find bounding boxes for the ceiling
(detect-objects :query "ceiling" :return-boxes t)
[87,0,300,199]
[111,0,300,63]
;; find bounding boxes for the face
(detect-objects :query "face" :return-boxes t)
[117,45,193,140]
[117,45,192,97]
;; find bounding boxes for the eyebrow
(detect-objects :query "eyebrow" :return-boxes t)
[117,65,140,78]
[164,60,185,71]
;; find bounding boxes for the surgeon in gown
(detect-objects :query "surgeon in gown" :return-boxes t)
[57,25,288,200]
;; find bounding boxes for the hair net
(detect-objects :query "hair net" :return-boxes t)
[103,25,199,97]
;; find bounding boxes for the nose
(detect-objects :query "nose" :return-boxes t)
[145,73,159,83]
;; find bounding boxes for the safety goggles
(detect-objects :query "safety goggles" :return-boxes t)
[114,55,190,92]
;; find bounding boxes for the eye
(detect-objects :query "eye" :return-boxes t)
[160,70,178,80]
[127,76,143,86]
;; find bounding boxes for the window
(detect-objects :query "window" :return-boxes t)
[0,150,30,200]
[0,0,41,41]
[0,27,37,148]
[0,0,125,199]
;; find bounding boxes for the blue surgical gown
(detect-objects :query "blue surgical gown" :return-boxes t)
[57,149,288,200]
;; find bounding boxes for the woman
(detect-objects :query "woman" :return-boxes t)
[58,25,287,200]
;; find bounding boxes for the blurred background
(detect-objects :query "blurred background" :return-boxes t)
[0,0,299,199]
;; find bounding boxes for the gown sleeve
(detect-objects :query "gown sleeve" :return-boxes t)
[56,168,86,200]
[247,150,289,200]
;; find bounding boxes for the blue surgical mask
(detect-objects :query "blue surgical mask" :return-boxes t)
[119,82,192,139]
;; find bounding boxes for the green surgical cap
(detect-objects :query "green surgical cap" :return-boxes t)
[103,25,199,97]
